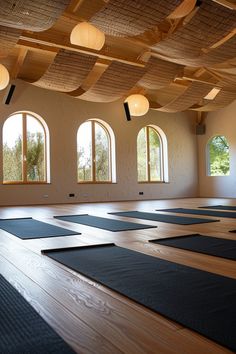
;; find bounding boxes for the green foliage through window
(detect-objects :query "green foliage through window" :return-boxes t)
[137,128,147,181]
[77,120,111,182]
[137,126,162,182]
[3,113,47,183]
[208,135,230,176]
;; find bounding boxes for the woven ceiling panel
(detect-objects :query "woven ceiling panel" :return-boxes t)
[0,0,70,32]
[206,66,236,88]
[34,50,97,92]
[90,0,182,37]
[159,35,236,67]
[78,61,146,102]
[138,57,183,90]
[155,82,211,113]
[191,90,236,111]
[199,36,236,67]
[152,0,236,64]
[166,36,236,67]
[0,25,21,56]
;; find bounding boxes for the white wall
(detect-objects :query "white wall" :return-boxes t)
[0,79,198,206]
[198,99,236,197]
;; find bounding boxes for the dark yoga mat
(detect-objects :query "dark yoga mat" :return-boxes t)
[109,211,219,225]
[0,217,79,239]
[0,274,74,353]
[54,214,156,232]
[42,243,236,352]
[157,207,236,219]
[200,205,236,211]
[149,234,236,261]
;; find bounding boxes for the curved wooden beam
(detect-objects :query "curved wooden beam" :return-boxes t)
[211,0,236,10]
[152,0,236,65]
[77,61,146,102]
[19,31,145,68]
[167,0,196,19]
[190,90,236,111]
[68,58,110,96]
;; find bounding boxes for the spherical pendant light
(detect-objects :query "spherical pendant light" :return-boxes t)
[125,94,149,116]
[70,22,105,50]
[0,64,10,90]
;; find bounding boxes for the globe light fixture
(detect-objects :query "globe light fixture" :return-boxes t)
[0,64,10,90]
[70,22,105,50]
[125,94,149,116]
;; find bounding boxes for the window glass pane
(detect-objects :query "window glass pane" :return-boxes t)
[77,122,92,181]
[137,127,147,181]
[26,115,46,181]
[149,128,161,181]
[95,123,110,181]
[208,136,230,176]
[3,114,23,182]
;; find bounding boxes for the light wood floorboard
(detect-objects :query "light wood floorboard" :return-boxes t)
[0,197,235,353]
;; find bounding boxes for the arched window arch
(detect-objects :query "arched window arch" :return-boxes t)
[2,112,50,184]
[137,125,168,182]
[77,119,115,183]
[207,135,230,176]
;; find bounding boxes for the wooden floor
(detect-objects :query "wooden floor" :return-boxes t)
[1,197,236,354]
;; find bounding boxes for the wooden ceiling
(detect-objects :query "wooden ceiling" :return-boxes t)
[1,0,236,112]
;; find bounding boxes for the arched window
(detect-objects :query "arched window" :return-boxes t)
[2,112,49,183]
[137,125,168,182]
[77,120,115,183]
[207,135,230,176]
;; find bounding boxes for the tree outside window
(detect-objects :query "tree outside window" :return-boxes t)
[207,135,230,176]
[3,112,47,183]
[77,120,111,182]
[137,126,163,182]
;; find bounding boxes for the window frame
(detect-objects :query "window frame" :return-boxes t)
[137,125,165,183]
[77,120,112,184]
[2,112,48,185]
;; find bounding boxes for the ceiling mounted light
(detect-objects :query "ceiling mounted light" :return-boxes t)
[125,94,149,116]
[70,22,105,50]
[0,64,10,90]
